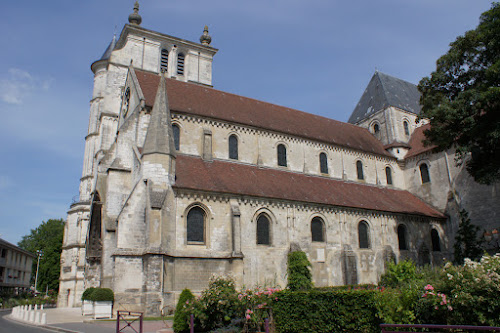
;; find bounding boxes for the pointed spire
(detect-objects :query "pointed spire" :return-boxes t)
[100,34,117,60]
[142,73,176,156]
[128,1,142,25]
[200,25,212,46]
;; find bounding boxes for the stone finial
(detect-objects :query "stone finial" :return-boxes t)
[128,1,142,25]
[200,25,212,46]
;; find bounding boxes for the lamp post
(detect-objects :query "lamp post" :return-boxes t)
[34,250,43,294]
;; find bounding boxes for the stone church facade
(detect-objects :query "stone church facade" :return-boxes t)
[58,3,499,314]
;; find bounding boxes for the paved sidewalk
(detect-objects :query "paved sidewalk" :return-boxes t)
[7,307,173,333]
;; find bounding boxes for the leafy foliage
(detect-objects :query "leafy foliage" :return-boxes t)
[186,275,242,332]
[440,255,500,326]
[287,251,313,291]
[17,219,65,291]
[379,259,420,288]
[453,209,483,264]
[418,3,500,184]
[173,288,195,333]
[273,289,380,333]
[81,287,96,301]
[80,287,114,301]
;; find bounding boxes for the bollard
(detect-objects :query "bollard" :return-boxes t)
[23,309,29,321]
[41,313,47,325]
[41,304,44,310]
[28,304,32,311]
[29,310,35,322]
[265,318,269,333]
[190,314,194,333]
[34,304,38,311]
[35,311,40,324]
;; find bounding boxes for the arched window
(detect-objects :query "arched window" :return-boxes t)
[277,144,287,167]
[431,229,441,252]
[257,214,270,245]
[358,221,370,249]
[177,53,185,75]
[172,124,180,151]
[397,225,408,250]
[356,161,364,180]
[373,123,380,134]
[160,49,168,72]
[386,167,393,185]
[319,152,328,174]
[420,163,430,184]
[187,206,205,243]
[229,135,238,160]
[311,217,325,242]
[403,121,410,136]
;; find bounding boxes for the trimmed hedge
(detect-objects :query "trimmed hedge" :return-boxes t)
[273,289,380,333]
[81,287,114,302]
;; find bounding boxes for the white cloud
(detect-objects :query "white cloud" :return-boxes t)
[0,68,52,105]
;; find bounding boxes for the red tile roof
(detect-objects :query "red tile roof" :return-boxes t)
[405,124,436,159]
[134,70,391,157]
[173,155,445,219]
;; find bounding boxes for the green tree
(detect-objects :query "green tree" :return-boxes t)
[18,219,65,292]
[453,209,483,264]
[287,251,312,291]
[418,3,500,185]
[173,288,195,333]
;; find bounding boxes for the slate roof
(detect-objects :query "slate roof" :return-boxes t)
[349,71,422,124]
[405,124,436,159]
[173,155,445,219]
[100,35,117,61]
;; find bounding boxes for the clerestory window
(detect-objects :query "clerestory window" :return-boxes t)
[229,135,238,160]
[277,144,287,167]
[187,206,205,243]
[320,153,328,174]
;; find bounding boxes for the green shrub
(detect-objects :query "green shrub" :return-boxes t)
[375,286,420,324]
[379,259,420,288]
[84,288,114,302]
[81,287,96,301]
[273,289,380,333]
[186,275,242,331]
[287,251,313,291]
[173,289,195,333]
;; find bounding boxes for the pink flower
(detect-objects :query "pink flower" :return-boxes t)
[424,284,434,291]
[246,314,251,320]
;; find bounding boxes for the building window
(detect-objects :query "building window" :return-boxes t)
[229,135,238,160]
[160,48,168,72]
[187,206,205,243]
[420,163,430,184]
[177,53,185,75]
[386,167,393,185]
[431,229,441,252]
[172,124,180,151]
[257,214,270,245]
[373,123,381,139]
[319,152,328,174]
[356,160,364,180]
[403,121,410,136]
[277,144,287,167]
[311,217,325,242]
[398,225,408,250]
[358,221,370,249]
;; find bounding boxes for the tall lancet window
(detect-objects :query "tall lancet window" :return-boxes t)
[177,53,185,75]
[277,144,287,167]
[386,167,393,185]
[172,124,180,151]
[356,161,364,180]
[229,135,238,160]
[160,49,169,72]
[187,206,205,243]
[320,152,328,174]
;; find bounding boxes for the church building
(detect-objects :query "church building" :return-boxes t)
[58,2,499,315]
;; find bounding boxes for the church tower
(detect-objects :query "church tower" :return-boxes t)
[58,2,217,308]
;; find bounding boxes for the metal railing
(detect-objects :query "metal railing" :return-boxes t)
[381,323,500,332]
[116,311,143,333]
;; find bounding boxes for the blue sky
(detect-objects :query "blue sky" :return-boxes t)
[0,0,493,244]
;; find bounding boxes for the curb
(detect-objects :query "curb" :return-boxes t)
[4,314,83,333]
